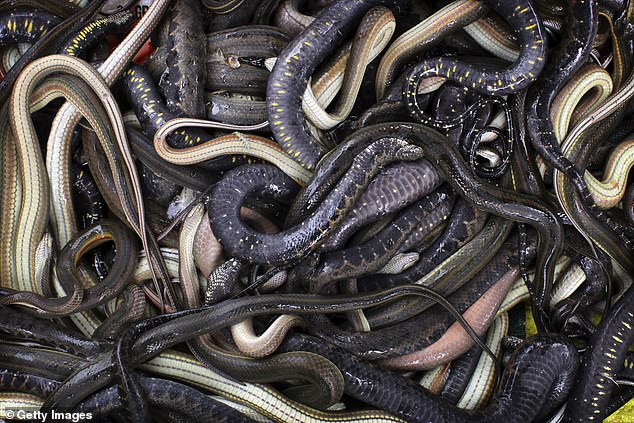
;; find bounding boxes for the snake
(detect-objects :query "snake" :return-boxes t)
[158,0,206,119]
[61,9,133,57]
[327,122,561,331]
[0,344,404,423]
[440,343,486,404]
[208,137,424,266]
[175,223,356,410]
[550,64,613,143]
[463,15,519,62]
[0,369,258,423]
[403,0,547,130]
[375,0,487,99]
[182,206,305,360]
[0,1,79,18]
[267,0,389,170]
[554,65,634,275]
[454,313,509,410]
[5,54,141,294]
[0,304,106,357]
[550,251,611,334]
[0,369,60,399]
[0,218,137,317]
[280,332,578,423]
[126,126,218,193]
[0,7,61,46]
[320,159,443,251]
[2,1,634,421]
[204,91,268,125]
[0,0,104,107]
[376,269,515,370]
[304,231,529,360]
[122,63,213,148]
[301,6,395,130]
[548,62,634,209]
[302,185,456,292]
[93,284,146,340]
[206,25,289,95]
[153,130,313,185]
[47,0,176,312]
[72,164,107,231]
[42,71,125,250]
[125,63,278,180]
[525,0,605,236]
[563,273,634,422]
[76,376,258,422]
[37,285,484,413]
[358,198,491,293]
[273,0,314,36]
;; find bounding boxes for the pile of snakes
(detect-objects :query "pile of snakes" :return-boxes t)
[1,0,634,421]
